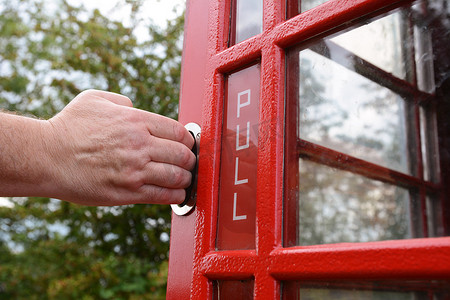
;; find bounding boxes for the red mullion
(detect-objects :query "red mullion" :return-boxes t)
[200,250,257,279]
[269,237,450,281]
[273,0,413,49]
[214,36,263,74]
[254,2,286,298]
[298,139,440,192]
[263,0,285,32]
[253,42,285,300]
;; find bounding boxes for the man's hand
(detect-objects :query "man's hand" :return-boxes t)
[0,90,196,206]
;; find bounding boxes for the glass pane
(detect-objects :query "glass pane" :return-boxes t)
[285,0,450,248]
[301,288,420,299]
[420,104,440,183]
[331,12,408,80]
[235,0,262,43]
[214,280,254,300]
[301,0,330,13]
[216,65,260,250]
[283,281,450,300]
[427,193,445,237]
[299,159,414,245]
[299,48,411,175]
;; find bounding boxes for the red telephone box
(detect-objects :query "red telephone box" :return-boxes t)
[167,0,450,299]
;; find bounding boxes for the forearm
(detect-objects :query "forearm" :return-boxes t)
[0,112,54,197]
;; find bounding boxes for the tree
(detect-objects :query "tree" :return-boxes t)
[0,0,184,298]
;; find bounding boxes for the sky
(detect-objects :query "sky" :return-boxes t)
[0,0,186,208]
[69,0,186,42]
[71,0,185,28]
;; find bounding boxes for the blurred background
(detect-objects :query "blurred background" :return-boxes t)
[0,0,185,298]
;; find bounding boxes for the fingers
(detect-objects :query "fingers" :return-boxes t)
[143,162,192,189]
[108,185,186,206]
[148,136,196,170]
[145,112,195,149]
[135,185,186,205]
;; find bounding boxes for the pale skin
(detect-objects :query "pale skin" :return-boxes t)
[0,90,196,206]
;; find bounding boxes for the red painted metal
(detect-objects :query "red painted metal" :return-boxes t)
[269,238,450,280]
[166,0,209,298]
[167,0,450,299]
[298,139,440,192]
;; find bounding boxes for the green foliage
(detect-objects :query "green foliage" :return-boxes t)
[0,237,168,299]
[0,0,184,298]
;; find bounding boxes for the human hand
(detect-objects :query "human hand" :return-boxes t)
[42,90,196,206]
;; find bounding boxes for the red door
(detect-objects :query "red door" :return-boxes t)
[167,0,450,299]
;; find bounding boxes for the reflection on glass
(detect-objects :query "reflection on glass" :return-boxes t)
[299,159,412,245]
[286,0,449,248]
[331,13,407,80]
[299,48,410,174]
[283,281,450,300]
[427,194,444,237]
[420,105,440,183]
[236,0,262,43]
[301,288,419,300]
[213,280,254,300]
[301,0,330,12]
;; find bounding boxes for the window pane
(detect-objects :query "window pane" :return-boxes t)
[331,13,408,80]
[284,0,450,248]
[299,48,411,175]
[301,288,419,300]
[427,193,445,237]
[283,281,450,300]
[235,0,262,43]
[283,280,450,300]
[214,280,254,300]
[301,0,330,13]
[299,159,414,245]
[216,65,260,250]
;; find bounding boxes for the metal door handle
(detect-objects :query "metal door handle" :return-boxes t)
[171,122,200,216]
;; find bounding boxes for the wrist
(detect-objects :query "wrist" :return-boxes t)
[35,118,63,198]
[0,114,55,197]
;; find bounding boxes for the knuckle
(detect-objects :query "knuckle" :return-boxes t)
[180,147,196,169]
[79,89,95,97]
[172,122,187,143]
[152,186,172,203]
[117,169,144,190]
[122,96,133,107]
[171,167,191,188]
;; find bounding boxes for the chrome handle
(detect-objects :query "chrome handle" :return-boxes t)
[171,122,200,216]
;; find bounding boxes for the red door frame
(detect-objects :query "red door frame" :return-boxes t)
[167,0,450,299]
